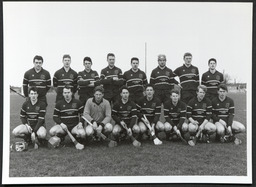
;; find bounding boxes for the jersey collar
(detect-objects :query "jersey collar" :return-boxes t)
[92,97,103,105]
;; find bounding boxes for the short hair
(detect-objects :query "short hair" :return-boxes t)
[197,85,207,93]
[208,58,217,64]
[183,52,192,59]
[131,57,139,63]
[63,85,72,91]
[63,54,71,60]
[145,84,155,90]
[158,54,166,60]
[94,86,104,94]
[28,86,38,94]
[83,57,92,64]
[119,85,129,93]
[33,55,43,63]
[218,84,228,92]
[107,53,115,59]
[170,89,180,95]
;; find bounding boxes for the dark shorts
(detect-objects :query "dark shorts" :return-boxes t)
[155,89,171,104]
[38,96,48,107]
[129,92,144,104]
[181,90,196,104]
[205,93,218,101]
[79,93,93,106]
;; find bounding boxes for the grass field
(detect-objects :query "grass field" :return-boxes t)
[8,92,247,177]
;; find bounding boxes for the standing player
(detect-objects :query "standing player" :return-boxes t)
[201,58,224,101]
[187,85,216,145]
[77,57,100,106]
[150,54,178,104]
[123,57,148,104]
[174,52,200,104]
[212,84,245,144]
[83,86,113,142]
[12,87,47,148]
[49,85,85,145]
[112,86,140,145]
[23,55,51,106]
[136,84,163,141]
[99,53,124,104]
[53,54,78,103]
[163,89,188,141]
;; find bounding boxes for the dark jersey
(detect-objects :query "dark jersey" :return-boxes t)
[77,69,100,95]
[201,70,224,95]
[187,97,212,124]
[112,99,137,128]
[123,69,147,94]
[212,96,234,126]
[136,96,161,124]
[150,66,177,90]
[100,66,124,98]
[23,68,51,98]
[53,67,78,95]
[53,98,84,129]
[164,100,187,129]
[174,64,199,91]
[20,100,46,132]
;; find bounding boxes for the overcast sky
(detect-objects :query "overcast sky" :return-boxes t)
[3,2,252,87]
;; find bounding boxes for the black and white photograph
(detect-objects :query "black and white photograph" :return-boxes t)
[2,1,253,184]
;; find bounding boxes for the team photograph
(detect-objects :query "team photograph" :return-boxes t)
[2,2,253,185]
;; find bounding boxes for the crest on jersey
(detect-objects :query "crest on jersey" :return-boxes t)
[62,74,64,76]
[91,73,95,78]
[72,103,77,109]
[165,71,170,76]
[225,103,230,108]
[127,106,132,111]
[114,70,119,75]
[32,74,34,77]
[139,74,143,79]
[70,74,74,79]
[35,106,40,112]
[191,69,196,74]
[216,75,220,80]
[177,108,181,113]
[151,103,156,108]
[202,103,207,109]
[40,74,45,79]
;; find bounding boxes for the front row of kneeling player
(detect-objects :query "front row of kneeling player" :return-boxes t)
[12,83,245,150]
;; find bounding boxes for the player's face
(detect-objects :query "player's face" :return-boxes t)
[184,56,192,66]
[63,58,71,68]
[145,87,154,98]
[63,88,72,101]
[197,88,205,100]
[120,89,129,100]
[158,58,166,68]
[171,93,179,103]
[218,88,227,100]
[209,61,216,70]
[131,60,139,70]
[84,61,92,71]
[33,59,43,71]
[107,56,115,67]
[29,90,38,102]
[94,91,104,103]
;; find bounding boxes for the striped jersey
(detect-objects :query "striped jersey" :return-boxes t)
[20,100,46,132]
[53,67,78,95]
[53,98,84,128]
[164,100,187,128]
[23,68,51,98]
[77,69,100,95]
[211,96,234,126]
[136,96,161,124]
[150,66,177,90]
[123,69,148,94]
[174,64,199,91]
[100,66,124,96]
[187,97,212,124]
[201,70,224,95]
[112,99,137,128]
[83,98,111,125]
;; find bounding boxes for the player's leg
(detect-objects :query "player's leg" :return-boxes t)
[215,122,225,141]
[232,121,246,134]
[188,122,198,139]
[203,121,216,143]
[12,124,31,143]
[155,121,165,140]
[49,124,66,140]
[138,121,148,140]
[103,123,113,136]
[36,126,47,139]
[71,124,86,139]
[132,123,140,139]
[112,124,122,141]
[163,121,173,140]
[85,124,94,141]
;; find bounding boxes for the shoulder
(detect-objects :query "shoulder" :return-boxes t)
[211,97,218,104]
[179,101,187,108]
[103,98,111,106]
[226,96,234,103]
[187,97,196,106]
[204,97,212,105]
[101,67,108,72]
[70,68,77,74]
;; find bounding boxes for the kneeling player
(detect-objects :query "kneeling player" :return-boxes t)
[187,85,216,146]
[49,86,85,147]
[112,86,141,147]
[83,86,113,142]
[137,84,162,145]
[12,87,47,149]
[212,84,245,144]
[163,89,188,142]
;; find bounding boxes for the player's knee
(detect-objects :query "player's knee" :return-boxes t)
[188,123,197,133]
[181,123,188,132]
[85,126,94,136]
[156,121,165,131]
[205,123,216,134]
[112,125,121,136]
[37,127,47,139]
[233,121,246,133]
[12,127,19,136]
[216,122,225,136]
[49,126,58,136]
[138,122,147,133]
[104,123,113,133]
[164,122,172,132]
[132,125,140,134]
